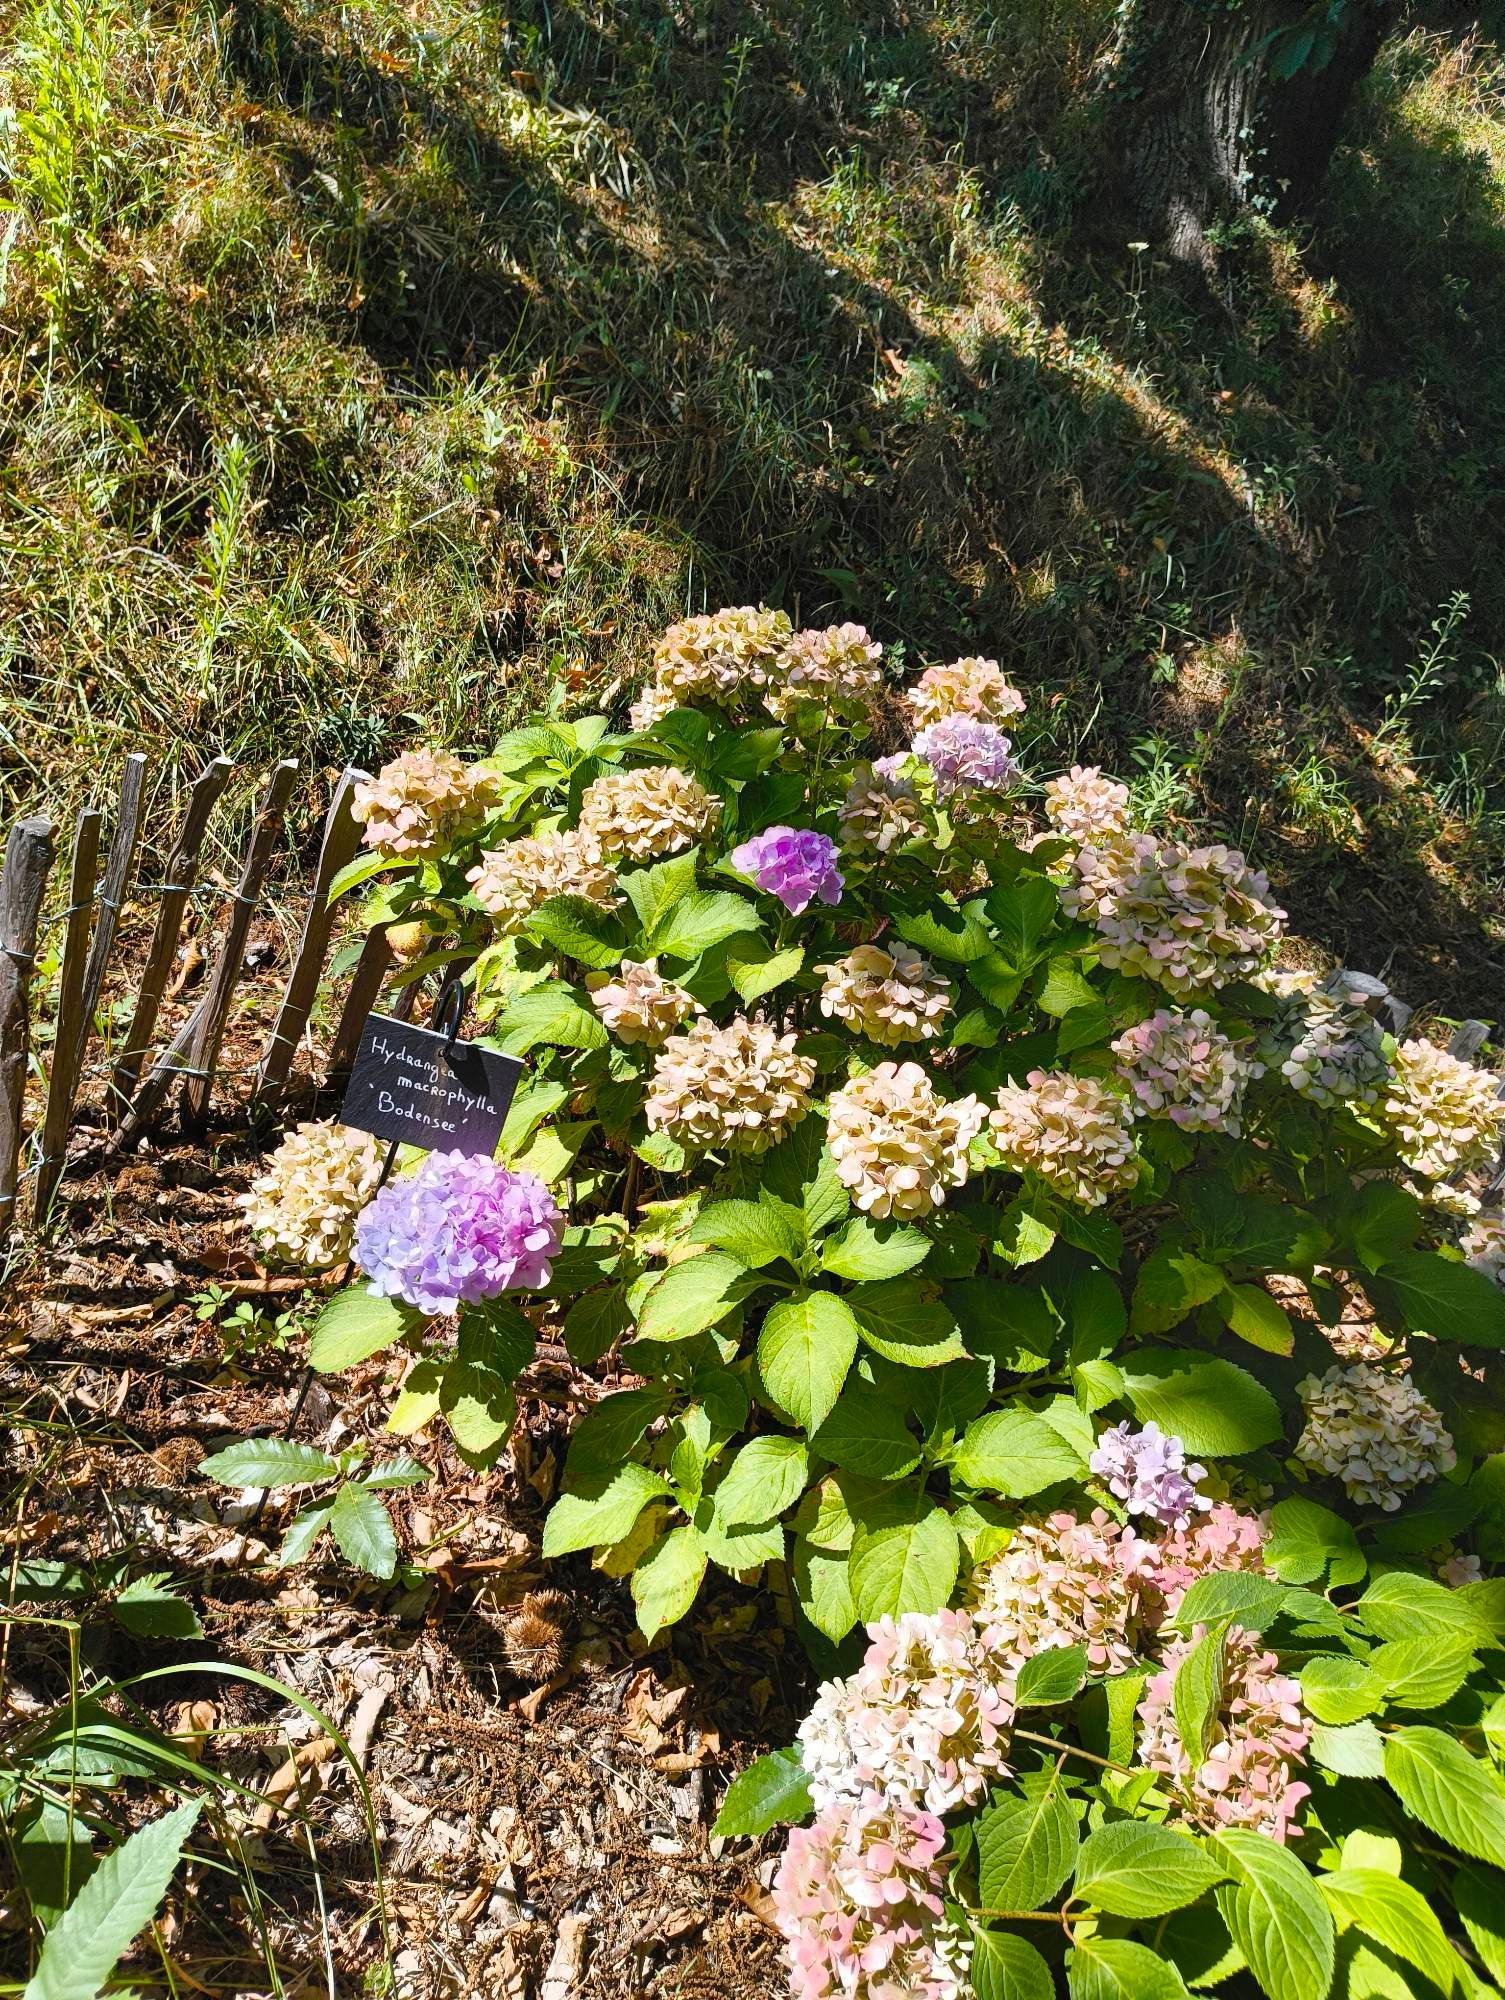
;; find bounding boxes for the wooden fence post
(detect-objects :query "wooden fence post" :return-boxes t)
[180,759,298,1133]
[0,818,55,1246]
[326,923,394,1081]
[254,765,367,1118]
[72,753,147,1083]
[33,809,102,1228]
[110,753,233,1119]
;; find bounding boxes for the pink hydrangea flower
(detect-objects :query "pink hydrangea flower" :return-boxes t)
[773,1793,972,2000]
[1090,1420,1211,1531]
[353,1151,563,1315]
[1137,1623,1312,1843]
[798,1609,1015,1817]
[730,826,844,913]
[910,716,1022,800]
[1143,1503,1271,1620]
[970,1509,1156,1675]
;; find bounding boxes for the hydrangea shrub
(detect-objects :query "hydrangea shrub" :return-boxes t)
[250,609,1505,2000]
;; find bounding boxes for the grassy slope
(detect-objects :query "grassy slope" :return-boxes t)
[0,0,1502,1005]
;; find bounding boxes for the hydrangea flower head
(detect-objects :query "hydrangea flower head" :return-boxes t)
[1464,1210,1505,1291]
[1062,834,1284,993]
[911,716,1023,800]
[1090,1420,1210,1531]
[907,656,1025,729]
[1384,1038,1504,1184]
[773,1794,972,2000]
[466,830,616,934]
[1137,1623,1312,1843]
[645,1014,815,1154]
[970,1509,1154,1676]
[1112,1007,1259,1135]
[1271,977,1392,1111]
[839,757,924,855]
[353,749,490,859]
[576,766,720,861]
[819,942,953,1047]
[1043,765,1131,844]
[1295,1362,1455,1510]
[798,1609,1016,1818]
[353,1152,563,1315]
[730,826,844,913]
[827,1063,984,1219]
[242,1121,384,1270]
[586,959,701,1046]
[1144,1503,1271,1620]
[989,1069,1138,1208]
[652,604,792,709]
[766,623,884,725]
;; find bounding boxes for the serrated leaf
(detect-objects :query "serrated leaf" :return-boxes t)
[645,889,761,960]
[199,1438,339,1489]
[1265,1496,1365,1588]
[726,939,804,1004]
[1074,1819,1224,1918]
[1068,1938,1191,2000]
[1318,1869,1461,1995]
[1372,1632,1478,1709]
[711,1746,813,1838]
[689,1199,804,1268]
[1456,1865,1505,1986]
[523,893,627,968]
[1212,1829,1335,2000]
[848,1489,959,1620]
[1372,1251,1505,1346]
[1171,1571,1290,1635]
[811,1383,921,1481]
[439,1360,516,1466]
[758,1292,860,1433]
[1384,1727,1505,1870]
[1220,1283,1294,1355]
[492,982,608,1053]
[1310,1721,1386,1778]
[23,1798,202,2000]
[971,1929,1054,2000]
[848,1277,965,1367]
[543,1462,670,1557]
[1120,1350,1281,1455]
[985,876,1061,969]
[619,850,699,938]
[561,1285,632,1366]
[636,1252,751,1342]
[328,1483,398,1578]
[631,1523,707,1636]
[275,1503,333,1567]
[111,1580,202,1641]
[567,1388,673,1473]
[713,1437,809,1528]
[1131,1248,1228,1335]
[952,1406,1086,1496]
[308,1284,422,1372]
[1174,1626,1225,1766]
[820,1217,931,1281]
[1015,1644,1087,1707]
[792,1533,857,1643]
[1359,1571,1494,1645]
[1301,1655,1385,1725]
[976,1773,1079,1911]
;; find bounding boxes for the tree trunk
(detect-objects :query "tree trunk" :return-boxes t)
[1099,0,1392,266]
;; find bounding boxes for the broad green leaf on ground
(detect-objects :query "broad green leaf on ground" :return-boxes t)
[1213,1830,1335,2000]
[848,1488,959,1620]
[1384,1727,1505,1869]
[635,1252,751,1341]
[713,1437,809,1528]
[689,1199,804,1268]
[1318,1870,1460,1996]
[811,1382,921,1481]
[976,1772,1079,1912]
[1120,1351,1282,1455]
[758,1291,860,1432]
[970,1929,1054,2000]
[821,1216,931,1281]
[952,1406,1086,1497]
[1067,1938,1190,2000]
[199,1438,338,1489]
[276,1504,333,1568]
[711,1746,813,1838]
[327,1484,398,1577]
[24,1797,202,2000]
[542,1462,670,1557]
[308,1284,423,1372]
[111,1578,202,1641]
[1073,1819,1225,1918]
[631,1524,707,1636]
[847,1277,966,1366]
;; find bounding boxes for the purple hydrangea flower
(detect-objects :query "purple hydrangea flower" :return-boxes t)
[911,716,1022,800]
[730,825,844,914]
[1090,1419,1210,1531]
[353,1150,564,1315]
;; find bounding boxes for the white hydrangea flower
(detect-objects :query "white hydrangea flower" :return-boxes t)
[1295,1363,1456,1510]
[352,749,491,858]
[1042,765,1132,844]
[838,756,925,855]
[576,765,720,861]
[645,1014,814,1155]
[1463,1210,1505,1291]
[1384,1038,1503,1183]
[766,623,884,725]
[827,1062,984,1219]
[1062,833,1285,993]
[652,604,792,707]
[242,1122,384,1270]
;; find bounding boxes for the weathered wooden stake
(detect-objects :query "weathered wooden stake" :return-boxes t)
[72,753,148,1083]
[180,759,298,1132]
[110,753,233,1118]
[254,765,367,1117]
[33,809,103,1228]
[110,995,210,1152]
[0,818,55,1247]
[326,923,394,1081]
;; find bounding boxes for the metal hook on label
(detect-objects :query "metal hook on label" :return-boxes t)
[432,979,466,1063]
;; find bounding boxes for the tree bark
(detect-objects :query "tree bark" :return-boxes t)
[1100,0,1392,265]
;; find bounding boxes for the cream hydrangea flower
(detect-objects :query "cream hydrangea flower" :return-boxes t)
[827,1062,985,1219]
[576,766,720,861]
[1273,978,1392,1111]
[627,679,679,731]
[989,1069,1138,1208]
[798,1610,1016,1818]
[766,623,884,725]
[651,604,792,708]
[352,749,490,859]
[586,959,700,1047]
[1062,833,1285,993]
[838,756,925,855]
[1295,1362,1456,1510]
[1383,1038,1503,1183]
[242,1122,384,1270]
[1112,1007,1260,1135]
[818,942,952,1047]
[466,830,617,933]
[970,1510,1153,1677]
[645,1014,814,1155]
[1464,1210,1505,1290]
[1042,765,1132,844]
[1137,1624,1312,1843]
[906,656,1025,729]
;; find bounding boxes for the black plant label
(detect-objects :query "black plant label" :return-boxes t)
[340,1012,522,1157]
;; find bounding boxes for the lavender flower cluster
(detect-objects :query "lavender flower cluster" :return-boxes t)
[353,1151,564,1315]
